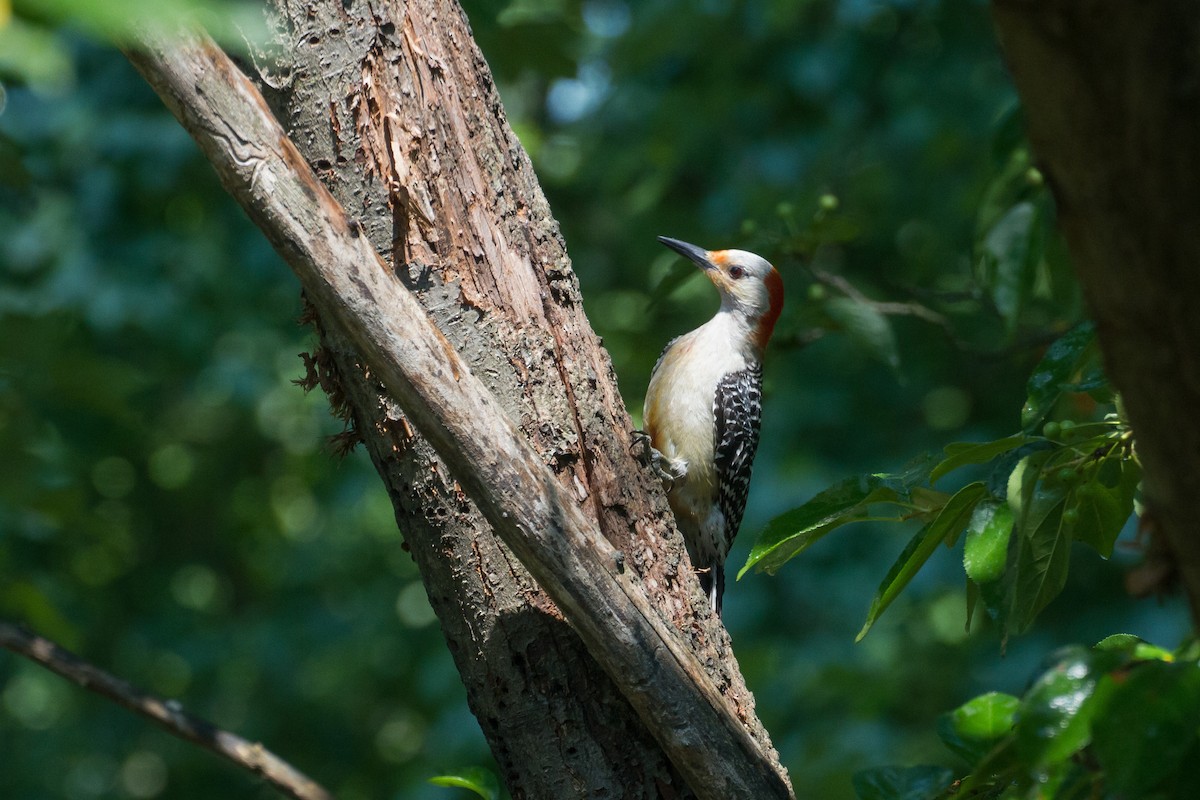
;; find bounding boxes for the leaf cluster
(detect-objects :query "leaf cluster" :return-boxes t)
[856,636,1200,800]
[743,322,1140,644]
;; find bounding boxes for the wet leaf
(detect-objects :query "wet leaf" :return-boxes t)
[963,499,1013,585]
[938,691,1018,763]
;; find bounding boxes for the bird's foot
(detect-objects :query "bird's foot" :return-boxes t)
[631,430,681,488]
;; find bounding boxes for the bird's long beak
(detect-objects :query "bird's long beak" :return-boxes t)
[657,236,715,272]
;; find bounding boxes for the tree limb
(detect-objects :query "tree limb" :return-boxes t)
[991,0,1200,624]
[122,28,793,800]
[0,620,332,800]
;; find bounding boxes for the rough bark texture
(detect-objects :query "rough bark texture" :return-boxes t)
[126,24,793,800]
[991,0,1200,623]
[244,1,789,796]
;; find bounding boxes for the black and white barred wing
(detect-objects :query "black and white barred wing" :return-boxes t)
[712,364,764,555]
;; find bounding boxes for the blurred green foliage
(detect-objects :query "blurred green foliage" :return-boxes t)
[742,323,1142,648]
[884,636,1200,800]
[0,1,1191,800]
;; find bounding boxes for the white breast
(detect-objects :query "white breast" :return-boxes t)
[643,313,751,521]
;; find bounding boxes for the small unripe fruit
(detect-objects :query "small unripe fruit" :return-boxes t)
[1043,421,1060,440]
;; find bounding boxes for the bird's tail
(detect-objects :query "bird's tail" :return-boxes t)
[698,563,726,616]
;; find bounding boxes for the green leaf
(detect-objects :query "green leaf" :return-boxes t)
[856,483,987,641]
[741,474,908,578]
[1092,661,1200,796]
[429,767,501,800]
[824,295,900,370]
[978,453,1049,642]
[964,578,980,632]
[1095,634,1174,662]
[852,765,955,800]
[963,500,1014,585]
[0,17,74,91]
[980,201,1039,333]
[742,455,939,577]
[1014,647,1108,767]
[647,259,704,311]
[14,0,267,49]
[1071,458,1139,558]
[1010,477,1070,632]
[930,434,1027,486]
[498,0,572,26]
[1020,322,1097,431]
[994,451,1074,634]
[1005,452,1044,519]
[938,692,1019,763]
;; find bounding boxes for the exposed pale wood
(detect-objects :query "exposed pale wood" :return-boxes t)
[124,26,793,800]
[991,0,1200,623]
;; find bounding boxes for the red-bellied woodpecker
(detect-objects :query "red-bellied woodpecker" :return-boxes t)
[641,236,783,614]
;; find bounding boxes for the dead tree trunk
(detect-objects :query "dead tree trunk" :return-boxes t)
[172,1,792,796]
[991,0,1200,624]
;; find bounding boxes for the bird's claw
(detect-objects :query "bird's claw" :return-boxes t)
[631,430,680,489]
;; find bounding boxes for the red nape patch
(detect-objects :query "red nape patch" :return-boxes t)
[753,267,785,349]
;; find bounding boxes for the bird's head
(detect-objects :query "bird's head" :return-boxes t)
[658,236,784,349]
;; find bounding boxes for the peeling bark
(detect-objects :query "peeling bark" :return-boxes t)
[991,0,1200,623]
[123,1,791,797]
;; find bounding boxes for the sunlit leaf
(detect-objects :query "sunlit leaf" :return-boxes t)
[0,16,74,91]
[856,483,987,641]
[963,499,1013,585]
[15,0,267,49]
[740,474,906,578]
[937,691,1018,763]
[1095,633,1174,662]
[429,767,501,800]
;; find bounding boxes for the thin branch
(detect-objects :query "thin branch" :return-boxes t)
[121,26,793,800]
[0,620,333,800]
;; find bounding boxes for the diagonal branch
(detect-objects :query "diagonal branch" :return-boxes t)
[122,27,793,800]
[0,620,332,800]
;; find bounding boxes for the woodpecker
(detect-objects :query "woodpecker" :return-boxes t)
[642,236,783,614]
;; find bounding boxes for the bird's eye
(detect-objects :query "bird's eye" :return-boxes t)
[729,266,746,279]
